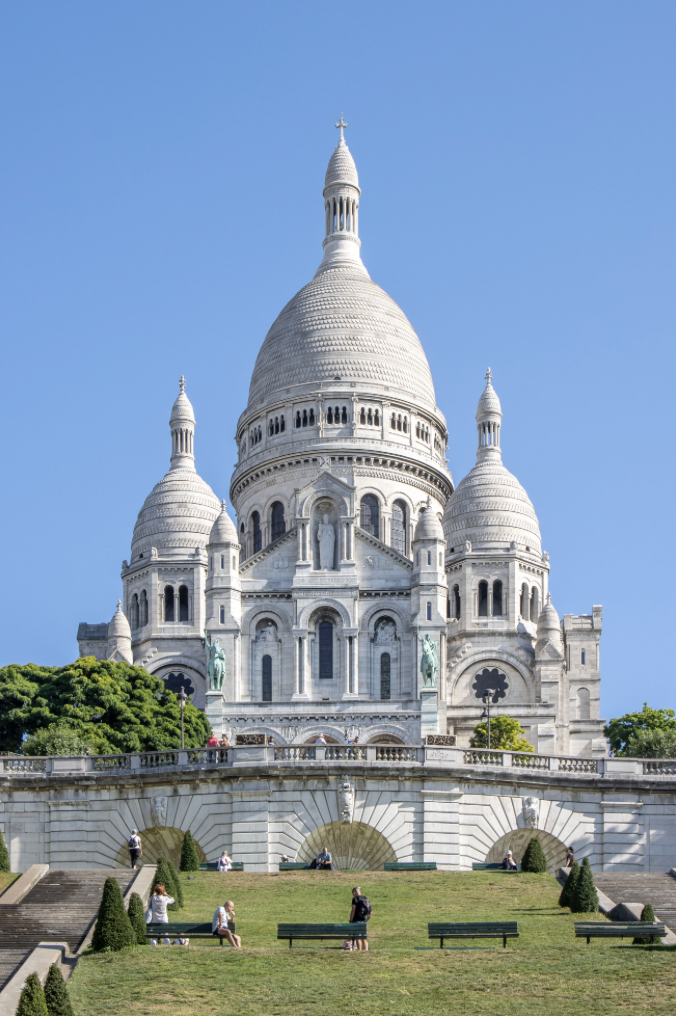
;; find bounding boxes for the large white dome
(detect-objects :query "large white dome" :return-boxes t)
[247,265,437,410]
[443,458,541,552]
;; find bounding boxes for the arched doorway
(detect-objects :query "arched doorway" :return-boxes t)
[485,829,567,874]
[114,827,207,870]
[297,821,396,871]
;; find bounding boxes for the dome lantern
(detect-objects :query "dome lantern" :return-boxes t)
[476,367,503,463]
[319,115,367,276]
[170,375,196,472]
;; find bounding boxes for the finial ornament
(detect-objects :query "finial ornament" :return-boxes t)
[116,599,122,611]
[335,113,348,142]
[485,367,493,385]
[179,375,186,393]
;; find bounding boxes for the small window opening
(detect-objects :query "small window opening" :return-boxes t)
[341,406,347,423]
[164,585,175,622]
[361,408,367,424]
[220,554,225,568]
[478,581,488,617]
[492,580,503,617]
[252,511,262,553]
[426,602,432,621]
[581,649,586,666]
[309,408,315,425]
[220,606,225,624]
[380,652,391,700]
[262,654,272,701]
[179,584,189,623]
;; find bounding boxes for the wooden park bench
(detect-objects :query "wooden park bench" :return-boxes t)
[199,861,244,871]
[428,921,519,949]
[574,921,666,944]
[472,862,520,872]
[279,862,312,870]
[145,922,234,946]
[277,922,368,948]
[383,862,437,871]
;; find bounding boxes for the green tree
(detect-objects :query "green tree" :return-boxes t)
[179,830,200,872]
[91,877,136,951]
[571,857,598,913]
[520,836,547,873]
[16,972,48,1016]
[43,963,74,1016]
[154,857,183,911]
[0,826,10,873]
[604,703,676,756]
[126,892,148,945]
[23,723,93,757]
[0,658,210,754]
[632,903,658,945]
[470,715,534,752]
[558,860,580,908]
[624,728,676,759]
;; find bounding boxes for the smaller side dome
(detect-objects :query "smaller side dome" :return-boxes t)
[209,500,238,545]
[535,594,563,652]
[477,368,502,417]
[108,600,131,640]
[170,376,196,425]
[414,498,445,541]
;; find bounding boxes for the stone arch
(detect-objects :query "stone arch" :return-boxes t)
[448,651,535,706]
[297,821,397,870]
[485,829,567,874]
[359,601,411,633]
[366,733,405,745]
[301,489,350,518]
[114,827,206,870]
[298,598,351,629]
[241,603,293,635]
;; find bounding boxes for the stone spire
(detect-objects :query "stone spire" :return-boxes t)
[317,115,367,276]
[476,368,503,463]
[169,375,196,471]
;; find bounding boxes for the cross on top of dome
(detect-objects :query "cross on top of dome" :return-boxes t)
[335,114,348,141]
[179,375,186,393]
[485,367,493,385]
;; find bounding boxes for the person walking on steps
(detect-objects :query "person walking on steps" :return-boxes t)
[127,829,142,870]
[348,886,372,951]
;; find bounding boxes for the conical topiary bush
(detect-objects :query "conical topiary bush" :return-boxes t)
[559,860,580,908]
[44,962,74,1016]
[520,836,548,873]
[179,830,200,871]
[633,903,658,945]
[571,856,598,913]
[16,972,49,1016]
[91,877,136,951]
[154,857,182,911]
[0,827,10,873]
[127,891,148,945]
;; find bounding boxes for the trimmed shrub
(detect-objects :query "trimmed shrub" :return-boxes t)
[634,903,658,945]
[558,860,580,908]
[154,857,183,910]
[179,830,200,872]
[44,963,74,1016]
[91,876,136,951]
[571,856,598,913]
[520,836,547,873]
[0,827,9,873]
[16,972,48,1016]
[127,891,148,945]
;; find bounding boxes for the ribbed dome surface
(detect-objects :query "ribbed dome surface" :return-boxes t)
[444,459,541,552]
[414,504,445,541]
[248,267,437,409]
[108,601,131,639]
[131,468,221,557]
[477,381,502,416]
[325,140,359,190]
[209,501,239,544]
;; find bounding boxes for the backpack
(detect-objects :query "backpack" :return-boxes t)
[355,895,372,920]
[129,836,138,849]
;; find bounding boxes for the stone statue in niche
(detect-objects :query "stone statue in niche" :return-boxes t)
[374,620,397,645]
[151,795,167,827]
[418,633,439,687]
[522,797,540,829]
[204,631,226,691]
[339,781,354,824]
[318,514,336,570]
[257,622,278,643]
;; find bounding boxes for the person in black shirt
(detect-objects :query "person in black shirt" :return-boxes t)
[349,886,372,951]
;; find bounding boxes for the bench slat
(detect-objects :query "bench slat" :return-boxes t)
[279,863,312,870]
[574,922,665,938]
[472,863,521,871]
[199,862,244,870]
[146,923,212,934]
[277,923,367,936]
[383,862,437,870]
[429,923,518,935]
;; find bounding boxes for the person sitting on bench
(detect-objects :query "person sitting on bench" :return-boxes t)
[217,850,232,872]
[502,850,518,870]
[316,846,334,870]
[212,900,241,948]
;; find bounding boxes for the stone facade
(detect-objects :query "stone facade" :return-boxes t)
[78,125,605,755]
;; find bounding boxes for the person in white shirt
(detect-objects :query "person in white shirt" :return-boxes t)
[146,884,175,944]
[127,830,142,870]
[315,734,327,745]
[212,901,241,947]
[217,851,232,872]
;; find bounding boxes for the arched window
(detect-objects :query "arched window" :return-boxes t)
[179,585,189,623]
[275,417,279,434]
[280,415,285,432]
[426,602,432,621]
[252,511,262,553]
[164,585,175,622]
[140,589,148,627]
[327,406,333,424]
[581,649,586,666]
[271,501,285,541]
[380,653,391,700]
[453,584,461,620]
[302,409,308,427]
[361,408,366,424]
[530,586,540,621]
[220,554,225,569]
[341,406,347,424]
[416,422,421,438]
[262,655,272,701]
[131,594,139,630]
[478,581,488,617]
[520,583,529,618]
[296,411,302,428]
[577,687,590,720]
[240,522,245,562]
[367,408,373,425]
[403,416,407,433]
[427,551,432,565]
[492,580,503,617]
[220,605,225,624]
[318,620,333,680]
[391,413,396,429]
[391,500,407,554]
[360,495,380,538]
[268,420,274,436]
[374,409,380,426]
[397,414,402,431]
[309,408,315,425]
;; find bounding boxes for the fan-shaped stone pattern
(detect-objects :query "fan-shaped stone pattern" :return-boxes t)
[486,830,567,874]
[444,460,541,551]
[247,267,437,410]
[131,468,221,555]
[297,821,397,871]
[114,827,206,870]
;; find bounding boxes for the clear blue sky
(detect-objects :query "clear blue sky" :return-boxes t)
[1,1,674,722]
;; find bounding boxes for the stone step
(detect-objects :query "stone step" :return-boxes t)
[593,873,676,929]
[0,951,31,992]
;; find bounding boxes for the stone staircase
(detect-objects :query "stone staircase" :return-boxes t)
[593,872,676,930]
[0,869,135,988]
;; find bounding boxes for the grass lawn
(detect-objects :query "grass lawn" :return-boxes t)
[0,872,19,897]
[69,870,675,1016]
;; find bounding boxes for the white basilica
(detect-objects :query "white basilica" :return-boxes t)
[78,122,606,757]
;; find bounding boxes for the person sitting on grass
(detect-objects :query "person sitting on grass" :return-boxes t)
[212,900,241,947]
[316,846,333,870]
[147,884,175,944]
[217,850,233,872]
[502,850,518,870]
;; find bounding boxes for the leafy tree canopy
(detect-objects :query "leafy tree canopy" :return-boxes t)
[623,727,676,759]
[0,658,210,754]
[604,703,676,756]
[470,714,534,752]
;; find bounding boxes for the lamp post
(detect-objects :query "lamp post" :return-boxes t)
[177,686,188,750]
[481,689,495,750]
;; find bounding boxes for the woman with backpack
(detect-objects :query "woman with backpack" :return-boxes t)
[348,886,372,951]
